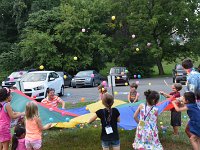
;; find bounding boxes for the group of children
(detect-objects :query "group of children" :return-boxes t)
[0,88,51,150]
[96,83,200,150]
[1,58,200,150]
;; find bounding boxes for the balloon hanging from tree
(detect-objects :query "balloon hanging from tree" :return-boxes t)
[39,65,44,70]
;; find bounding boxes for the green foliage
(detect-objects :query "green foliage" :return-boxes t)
[19,0,114,73]
[0,0,199,76]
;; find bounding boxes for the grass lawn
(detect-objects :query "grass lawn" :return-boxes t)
[42,102,192,150]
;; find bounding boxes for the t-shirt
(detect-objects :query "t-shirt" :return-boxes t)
[25,117,42,141]
[96,108,120,141]
[41,96,62,108]
[170,91,181,109]
[130,91,137,102]
[169,91,180,98]
[16,138,26,150]
[186,70,200,109]
[186,103,200,137]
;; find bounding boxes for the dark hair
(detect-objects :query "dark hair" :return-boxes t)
[182,58,193,69]
[130,83,138,89]
[184,92,196,104]
[0,88,11,110]
[144,90,160,106]
[98,84,107,93]
[47,88,55,94]
[173,83,182,91]
[102,93,114,122]
[11,126,26,150]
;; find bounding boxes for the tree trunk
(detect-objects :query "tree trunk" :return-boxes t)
[156,58,164,75]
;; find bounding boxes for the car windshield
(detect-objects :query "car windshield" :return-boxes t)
[56,72,64,77]
[176,65,184,70]
[110,68,126,74]
[76,71,93,77]
[8,71,27,79]
[22,73,47,82]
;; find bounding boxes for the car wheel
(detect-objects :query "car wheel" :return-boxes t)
[59,86,64,96]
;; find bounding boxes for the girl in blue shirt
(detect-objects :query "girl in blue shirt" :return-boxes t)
[172,92,200,150]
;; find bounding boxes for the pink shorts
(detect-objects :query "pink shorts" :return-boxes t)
[25,139,42,150]
[0,132,11,143]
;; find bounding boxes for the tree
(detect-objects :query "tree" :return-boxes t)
[18,0,114,73]
[113,0,200,75]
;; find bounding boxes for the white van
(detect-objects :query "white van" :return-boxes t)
[17,71,64,100]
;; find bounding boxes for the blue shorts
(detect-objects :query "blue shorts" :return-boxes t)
[101,140,120,148]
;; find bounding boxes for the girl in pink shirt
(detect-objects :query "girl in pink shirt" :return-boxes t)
[12,125,26,150]
[0,88,24,150]
[25,102,51,150]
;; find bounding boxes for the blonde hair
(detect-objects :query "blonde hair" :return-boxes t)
[25,101,39,119]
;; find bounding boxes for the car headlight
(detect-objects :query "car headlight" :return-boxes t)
[72,78,75,81]
[33,85,44,90]
[86,78,91,81]
[122,75,127,78]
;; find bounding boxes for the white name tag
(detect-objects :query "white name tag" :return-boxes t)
[189,84,195,92]
[105,126,113,134]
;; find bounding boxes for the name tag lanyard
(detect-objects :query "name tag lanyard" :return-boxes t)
[103,109,112,126]
[144,103,154,121]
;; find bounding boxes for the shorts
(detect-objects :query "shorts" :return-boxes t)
[0,131,11,143]
[101,140,120,148]
[171,108,181,126]
[25,139,42,150]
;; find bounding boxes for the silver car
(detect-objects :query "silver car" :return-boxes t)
[71,70,102,88]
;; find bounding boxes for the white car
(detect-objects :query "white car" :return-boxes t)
[17,71,64,100]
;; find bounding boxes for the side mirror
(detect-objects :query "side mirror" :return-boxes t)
[49,77,55,81]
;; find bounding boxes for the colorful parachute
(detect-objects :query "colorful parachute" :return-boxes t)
[11,90,171,130]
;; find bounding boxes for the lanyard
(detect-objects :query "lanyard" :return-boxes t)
[103,109,112,125]
[144,104,154,121]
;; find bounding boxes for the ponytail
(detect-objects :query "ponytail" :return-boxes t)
[11,126,25,150]
[107,107,112,123]
[11,134,18,150]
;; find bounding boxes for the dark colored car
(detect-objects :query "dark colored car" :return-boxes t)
[56,71,72,87]
[1,71,27,88]
[71,70,101,88]
[109,67,129,85]
[172,64,187,84]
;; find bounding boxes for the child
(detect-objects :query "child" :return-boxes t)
[98,84,107,101]
[0,88,24,150]
[89,93,120,150]
[12,125,26,150]
[128,83,139,103]
[172,92,200,150]
[133,90,163,150]
[25,101,52,150]
[160,83,182,135]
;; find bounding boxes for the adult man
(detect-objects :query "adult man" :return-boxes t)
[41,88,65,109]
[182,58,200,96]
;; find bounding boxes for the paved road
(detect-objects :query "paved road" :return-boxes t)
[61,77,186,103]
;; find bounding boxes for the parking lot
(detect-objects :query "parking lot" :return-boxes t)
[61,76,186,103]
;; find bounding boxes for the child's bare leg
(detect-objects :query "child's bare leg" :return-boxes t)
[190,134,199,150]
[173,126,179,135]
[0,142,2,150]
[185,124,192,138]
[113,146,120,150]
[1,141,9,150]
